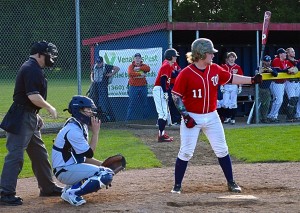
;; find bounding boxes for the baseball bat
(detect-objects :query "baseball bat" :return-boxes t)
[258,11,272,74]
[247,102,261,125]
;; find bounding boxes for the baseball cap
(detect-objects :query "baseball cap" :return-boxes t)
[263,55,271,62]
[96,56,103,63]
[134,53,141,57]
[277,48,286,55]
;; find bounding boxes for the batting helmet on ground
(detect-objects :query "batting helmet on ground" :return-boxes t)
[164,48,179,60]
[191,38,218,60]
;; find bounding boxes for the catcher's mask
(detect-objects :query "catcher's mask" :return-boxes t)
[30,41,58,67]
[66,95,96,125]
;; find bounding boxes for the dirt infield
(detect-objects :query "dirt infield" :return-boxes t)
[2,127,300,212]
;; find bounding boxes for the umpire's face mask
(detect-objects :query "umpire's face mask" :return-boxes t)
[44,54,56,67]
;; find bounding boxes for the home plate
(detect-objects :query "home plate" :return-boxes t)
[218,195,258,200]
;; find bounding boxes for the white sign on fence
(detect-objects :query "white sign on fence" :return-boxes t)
[98,47,162,97]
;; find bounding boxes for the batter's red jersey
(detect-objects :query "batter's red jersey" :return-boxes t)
[172,63,232,114]
[154,62,173,90]
[221,63,243,75]
[272,57,289,83]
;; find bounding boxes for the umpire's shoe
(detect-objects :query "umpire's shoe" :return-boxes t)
[39,185,64,197]
[0,195,23,206]
[227,181,242,193]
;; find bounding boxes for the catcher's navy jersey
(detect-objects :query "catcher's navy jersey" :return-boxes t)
[52,118,90,168]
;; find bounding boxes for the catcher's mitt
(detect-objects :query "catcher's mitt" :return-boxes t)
[288,66,299,75]
[102,154,126,174]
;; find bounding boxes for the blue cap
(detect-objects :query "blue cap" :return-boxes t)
[96,56,103,63]
[263,55,271,62]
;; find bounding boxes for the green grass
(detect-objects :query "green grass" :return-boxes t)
[1,125,300,179]
[199,125,300,163]
[0,78,91,123]
[0,129,162,178]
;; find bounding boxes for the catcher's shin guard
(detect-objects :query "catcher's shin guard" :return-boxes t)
[74,172,113,196]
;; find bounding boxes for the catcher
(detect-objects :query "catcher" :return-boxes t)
[52,95,126,206]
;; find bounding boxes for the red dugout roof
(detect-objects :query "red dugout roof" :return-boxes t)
[82,22,300,46]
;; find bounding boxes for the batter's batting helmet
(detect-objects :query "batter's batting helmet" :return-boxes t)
[164,48,179,60]
[67,95,96,125]
[191,38,218,60]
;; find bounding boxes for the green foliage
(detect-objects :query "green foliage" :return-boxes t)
[173,0,300,22]
[0,130,162,178]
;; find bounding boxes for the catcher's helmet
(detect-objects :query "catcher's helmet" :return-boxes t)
[67,95,96,125]
[191,38,218,59]
[164,48,179,60]
[30,41,58,67]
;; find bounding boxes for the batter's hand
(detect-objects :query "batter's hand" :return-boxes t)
[183,115,197,128]
[251,74,262,84]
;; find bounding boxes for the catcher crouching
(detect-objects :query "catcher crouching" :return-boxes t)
[52,95,126,206]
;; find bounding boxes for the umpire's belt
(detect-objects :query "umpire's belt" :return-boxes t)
[53,168,67,178]
[13,102,39,114]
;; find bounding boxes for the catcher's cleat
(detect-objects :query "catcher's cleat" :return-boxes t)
[158,134,173,142]
[230,119,235,125]
[61,189,86,206]
[227,181,242,193]
[171,184,182,194]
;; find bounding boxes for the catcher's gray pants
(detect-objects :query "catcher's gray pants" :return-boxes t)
[0,112,57,196]
[55,163,101,186]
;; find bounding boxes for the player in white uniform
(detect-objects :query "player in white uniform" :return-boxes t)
[220,52,244,125]
[153,48,179,142]
[267,48,289,122]
[170,38,262,194]
[52,95,114,206]
[285,47,300,122]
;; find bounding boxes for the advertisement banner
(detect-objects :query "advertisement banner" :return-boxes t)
[97,48,162,97]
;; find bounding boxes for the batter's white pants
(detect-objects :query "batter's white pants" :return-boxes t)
[268,82,285,119]
[222,84,238,109]
[178,110,229,161]
[153,86,169,120]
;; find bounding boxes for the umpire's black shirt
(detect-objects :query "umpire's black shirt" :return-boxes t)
[13,57,47,110]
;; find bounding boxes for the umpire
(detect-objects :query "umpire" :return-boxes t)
[0,41,63,206]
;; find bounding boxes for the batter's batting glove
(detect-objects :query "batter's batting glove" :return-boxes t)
[251,74,263,84]
[163,92,169,101]
[183,115,197,128]
[220,85,225,93]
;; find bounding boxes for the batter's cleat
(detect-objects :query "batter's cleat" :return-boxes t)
[224,118,231,124]
[0,195,23,206]
[171,184,182,194]
[230,119,235,125]
[61,189,86,206]
[158,134,173,142]
[227,181,242,193]
[40,185,63,197]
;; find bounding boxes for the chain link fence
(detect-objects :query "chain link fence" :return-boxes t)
[0,0,168,130]
[1,1,298,131]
